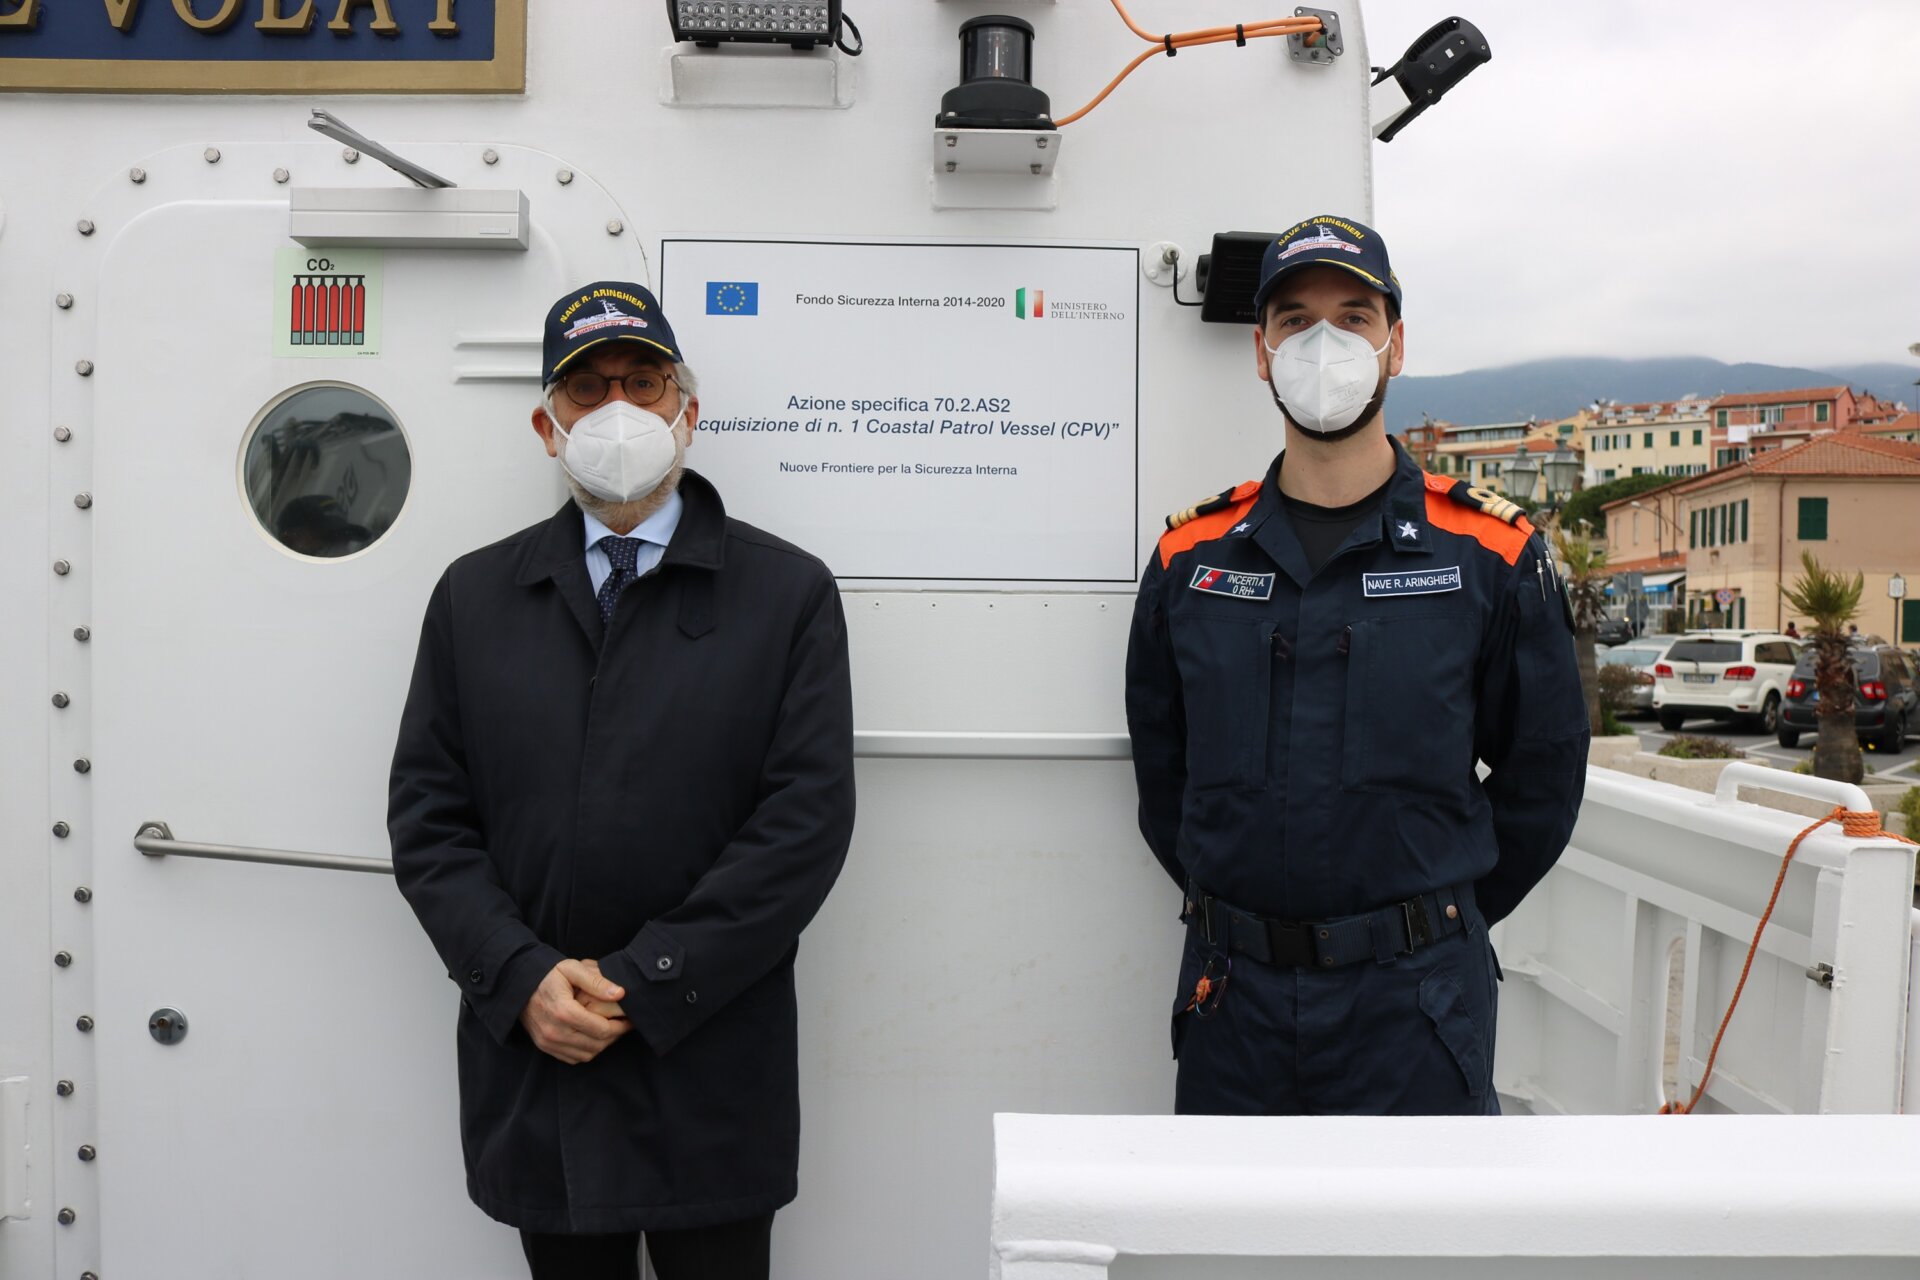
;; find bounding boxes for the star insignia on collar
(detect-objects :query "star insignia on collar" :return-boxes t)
[1232,521,1252,534]
[1397,520,1421,541]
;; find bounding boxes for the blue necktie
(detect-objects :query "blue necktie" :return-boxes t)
[596,536,642,628]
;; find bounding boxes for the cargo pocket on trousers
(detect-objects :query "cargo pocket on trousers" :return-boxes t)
[1418,965,1487,1099]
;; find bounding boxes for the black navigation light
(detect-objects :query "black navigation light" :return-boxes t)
[666,0,843,51]
[1372,16,1491,142]
[1192,231,1274,325]
[938,16,1053,130]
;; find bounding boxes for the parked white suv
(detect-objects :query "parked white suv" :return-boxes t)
[1652,631,1802,734]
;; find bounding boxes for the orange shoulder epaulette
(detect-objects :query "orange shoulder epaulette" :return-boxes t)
[1419,473,1534,566]
[1157,480,1261,568]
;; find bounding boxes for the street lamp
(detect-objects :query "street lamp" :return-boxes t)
[1542,446,1582,506]
[1501,445,1539,503]
[1628,499,1687,556]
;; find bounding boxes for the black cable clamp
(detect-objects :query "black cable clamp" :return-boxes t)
[1163,33,1176,56]
[1235,24,1246,47]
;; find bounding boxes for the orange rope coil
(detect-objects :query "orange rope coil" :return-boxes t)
[1054,2,1325,127]
[1662,806,1915,1115]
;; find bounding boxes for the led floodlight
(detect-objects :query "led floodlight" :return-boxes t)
[667,0,842,51]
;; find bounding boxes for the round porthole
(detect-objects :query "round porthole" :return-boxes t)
[240,382,409,559]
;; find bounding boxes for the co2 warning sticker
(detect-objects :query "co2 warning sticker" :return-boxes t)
[273,249,383,358]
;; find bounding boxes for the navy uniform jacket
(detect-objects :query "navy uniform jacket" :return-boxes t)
[388,470,854,1233]
[1125,441,1589,926]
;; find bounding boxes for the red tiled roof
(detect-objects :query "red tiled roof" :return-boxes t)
[1601,551,1687,576]
[1853,411,1920,435]
[1708,386,1846,409]
[1457,436,1583,458]
[1673,434,1920,491]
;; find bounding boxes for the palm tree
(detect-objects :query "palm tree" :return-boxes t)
[1553,522,1610,735]
[1781,552,1864,784]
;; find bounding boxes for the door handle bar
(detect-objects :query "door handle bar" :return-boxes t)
[134,821,394,876]
[129,734,1129,877]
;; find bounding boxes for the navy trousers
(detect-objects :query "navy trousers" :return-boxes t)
[1170,916,1502,1116]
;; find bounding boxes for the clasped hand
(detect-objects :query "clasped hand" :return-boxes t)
[518,958,630,1065]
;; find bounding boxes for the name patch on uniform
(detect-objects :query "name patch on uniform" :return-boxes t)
[1362,566,1462,597]
[1189,565,1275,600]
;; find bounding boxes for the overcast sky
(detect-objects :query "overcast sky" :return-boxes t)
[1362,1,1920,375]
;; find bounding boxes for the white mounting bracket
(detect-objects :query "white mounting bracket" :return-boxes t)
[931,128,1059,212]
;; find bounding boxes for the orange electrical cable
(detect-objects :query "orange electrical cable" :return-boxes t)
[1661,806,1916,1115]
[1053,3,1326,127]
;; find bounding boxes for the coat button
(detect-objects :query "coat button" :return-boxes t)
[1445,905,1459,921]
[468,969,484,984]
[685,991,698,1004]
[656,956,673,971]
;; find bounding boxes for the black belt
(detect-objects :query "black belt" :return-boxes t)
[1183,881,1473,969]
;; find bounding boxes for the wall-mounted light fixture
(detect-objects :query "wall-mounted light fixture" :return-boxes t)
[666,1,844,52]
[938,16,1053,130]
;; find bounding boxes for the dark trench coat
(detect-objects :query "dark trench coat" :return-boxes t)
[388,470,855,1232]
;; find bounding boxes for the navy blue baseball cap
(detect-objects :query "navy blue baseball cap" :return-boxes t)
[541,281,683,384]
[1250,215,1402,318]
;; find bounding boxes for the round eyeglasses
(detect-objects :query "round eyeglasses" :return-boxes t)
[554,368,679,410]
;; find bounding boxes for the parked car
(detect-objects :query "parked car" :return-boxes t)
[1652,631,1801,733]
[1595,615,1636,647]
[1598,642,1668,713]
[1778,644,1920,752]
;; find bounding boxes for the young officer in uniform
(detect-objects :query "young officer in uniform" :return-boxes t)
[389,282,855,1279]
[1124,217,1589,1115]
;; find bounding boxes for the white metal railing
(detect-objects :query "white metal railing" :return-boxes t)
[1492,763,1916,1115]
[990,1113,1920,1279]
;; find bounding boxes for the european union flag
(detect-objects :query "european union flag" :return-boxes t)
[706,281,759,316]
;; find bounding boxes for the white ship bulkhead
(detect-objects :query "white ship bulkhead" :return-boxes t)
[1,5,1915,1279]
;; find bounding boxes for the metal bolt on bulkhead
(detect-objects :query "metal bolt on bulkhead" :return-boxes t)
[74,886,93,903]
[74,626,91,642]
[53,691,71,708]
[58,1207,76,1225]
[204,147,221,164]
[76,219,95,236]
[56,1079,75,1097]
[55,426,73,442]
[74,1015,93,1032]
[56,292,75,309]
[55,951,72,967]
[78,1145,96,1162]
[53,821,71,838]
[75,360,94,376]
[75,493,93,509]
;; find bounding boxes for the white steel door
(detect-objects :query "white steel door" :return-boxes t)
[73,142,640,1279]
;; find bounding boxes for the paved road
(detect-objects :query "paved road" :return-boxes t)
[1627,715,1920,783]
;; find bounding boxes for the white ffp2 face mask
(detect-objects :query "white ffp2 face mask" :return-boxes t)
[1264,319,1393,435]
[550,399,684,504]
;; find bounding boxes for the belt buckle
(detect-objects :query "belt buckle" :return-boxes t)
[1398,901,1419,955]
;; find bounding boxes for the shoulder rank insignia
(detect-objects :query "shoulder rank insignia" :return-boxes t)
[1447,479,1529,527]
[1166,480,1260,531]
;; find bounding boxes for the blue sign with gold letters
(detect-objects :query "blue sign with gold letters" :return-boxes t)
[0,0,525,93]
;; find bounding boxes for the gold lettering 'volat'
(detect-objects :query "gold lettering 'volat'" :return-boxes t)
[328,0,398,35]
[429,0,458,34]
[172,0,243,31]
[257,0,317,33]
[0,0,40,29]
[100,0,137,32]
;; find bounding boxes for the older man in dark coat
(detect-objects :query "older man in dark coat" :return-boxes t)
[389,281,854,1280]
